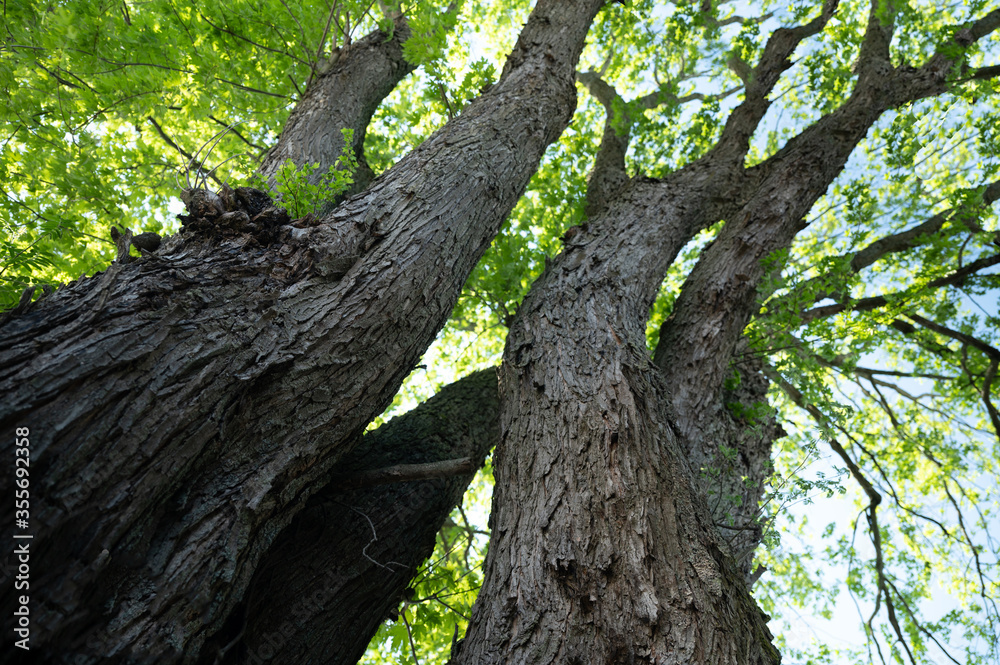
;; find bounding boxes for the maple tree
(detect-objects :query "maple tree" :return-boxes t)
[1,0,999,663]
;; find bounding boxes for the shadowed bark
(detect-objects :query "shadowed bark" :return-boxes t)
[197,369,500,665]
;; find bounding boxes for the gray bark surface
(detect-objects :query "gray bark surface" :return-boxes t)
[258,19,415,197]
[451,167,782,664]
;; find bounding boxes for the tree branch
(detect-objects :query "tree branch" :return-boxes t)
[712,0,840,163]
[767,364,919,665]
[210,369,499,665]
[331,457,476,490]
[575,68,741,218]
[798,252,1000,323]
[981,357,1000,443]
[905,313,1000,360]
[199,12,310,66]
[147,116,226,188]
[258,15,415,197]
[888,8,1000,106]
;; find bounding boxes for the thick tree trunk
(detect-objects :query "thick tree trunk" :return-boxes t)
[450,172,781,663]
[450,4,959,662]
[0,0,604,659]
[197,369,499,665]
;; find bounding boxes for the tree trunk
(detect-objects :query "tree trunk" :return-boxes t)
[5,0,987,662]
[200,369,499,665]
[0,0,604,659]
[450,4,971,662]
[449,169,782,664]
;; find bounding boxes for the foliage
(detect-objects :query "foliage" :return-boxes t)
[4,0,1000,663]
[249,129,358,217]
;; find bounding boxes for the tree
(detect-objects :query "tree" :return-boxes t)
[1,0,999,663]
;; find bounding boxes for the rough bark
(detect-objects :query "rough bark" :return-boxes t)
[197,369,499,665]
[0,0,604,659]
[450,158,780,663]
[258,18,415,197]
[447,98,776,664]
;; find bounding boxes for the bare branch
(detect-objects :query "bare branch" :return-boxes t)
[331,457,476,490]
[146,116,225,188]
[208,115,267,153]
[212,76,288,98]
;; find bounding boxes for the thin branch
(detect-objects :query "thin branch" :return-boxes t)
[213,77,288,99]
[208,115,266,153]
[199,13,310,66]
[778,179,1000,307]
[288,74,303,98]
[981,357,1000,442]
[799,253,1000,323]
[147,117,225,188]
[769,364,920,665]
[400,604,422,665]
[905,314,1000,360]
[63,47,191,73]
[883,577,964,665]
[278,0,314,68]
[34,61,83,89]
[940,480,1000,625]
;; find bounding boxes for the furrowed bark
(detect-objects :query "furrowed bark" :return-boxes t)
[575,73,782,577]
[450,115,778,665]
[451,6,905,661]
[0,0,604,659]
[258,17,415,197]
[199,369,499,665]
[447,16,862,655]
[453,200,780,662]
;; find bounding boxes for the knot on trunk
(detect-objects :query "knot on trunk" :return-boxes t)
[178,185,291,244]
